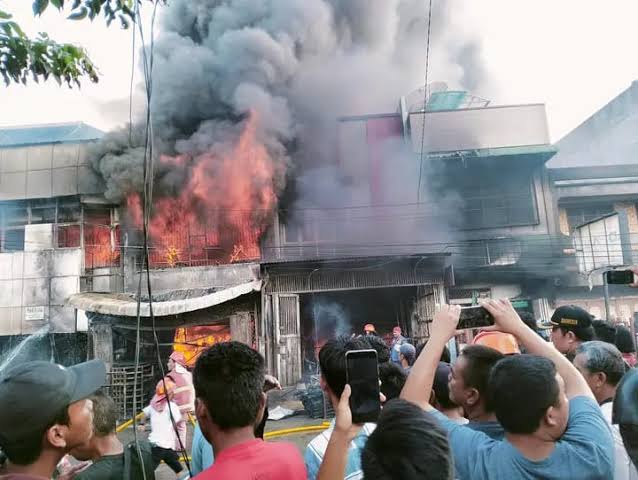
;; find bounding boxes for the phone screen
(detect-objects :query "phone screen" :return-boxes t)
[457,306,495,330]
[345,349,381,424]
[605,270,635,285]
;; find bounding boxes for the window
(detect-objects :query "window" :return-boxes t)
[455,167,538,230]
[1,228,25,251]
[565,204,615,231]
[0,197,84,252]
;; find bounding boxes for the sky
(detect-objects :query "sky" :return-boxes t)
[0,0,637,142]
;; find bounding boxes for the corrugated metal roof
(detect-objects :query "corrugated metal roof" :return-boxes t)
[0,122,104,147]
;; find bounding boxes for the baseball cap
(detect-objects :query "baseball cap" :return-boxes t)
[550,305,593,330]
[0,359,106,447]
[400,343,416,357]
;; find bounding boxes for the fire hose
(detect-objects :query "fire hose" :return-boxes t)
[116,413,330,438]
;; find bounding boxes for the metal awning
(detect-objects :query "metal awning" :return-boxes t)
[67,280,261,317]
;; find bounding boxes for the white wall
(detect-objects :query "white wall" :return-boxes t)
[0,224,82,335]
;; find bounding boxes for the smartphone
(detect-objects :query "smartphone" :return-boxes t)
[345,349,381,424]
[457,306,495,330]
[605,270,635,285]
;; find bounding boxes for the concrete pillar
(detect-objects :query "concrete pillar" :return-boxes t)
[90,321,113,372]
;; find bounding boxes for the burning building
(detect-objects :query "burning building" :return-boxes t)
[0,0,579,397]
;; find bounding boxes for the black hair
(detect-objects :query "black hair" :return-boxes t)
[615,325,636,354]
[416,342,451,364]
[518,312,538,332]
[556,325,594,343]
[433,363,457,410]
[488,355,559,434]
[361,399,452,480]
[1,405,70,465]
[90,391,118,436]
[365,335,391,364]
[193,341,265,430]
[459,345,505,411]
[592,320,617,345]
[319,336,369,397]
[379,362,407,401]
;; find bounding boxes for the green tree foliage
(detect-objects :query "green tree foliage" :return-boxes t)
[1,1,155,87]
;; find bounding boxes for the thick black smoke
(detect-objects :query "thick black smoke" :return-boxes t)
[89,0,487,234]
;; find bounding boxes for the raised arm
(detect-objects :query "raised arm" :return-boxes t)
[401,305,461,410]
[316,385,361,480]
[482,299,593,400]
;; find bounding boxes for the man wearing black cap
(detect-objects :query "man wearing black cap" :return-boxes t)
[550,305,595,361]
[0,359,106,480]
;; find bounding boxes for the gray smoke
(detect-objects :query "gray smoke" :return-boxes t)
[88,0,487,237]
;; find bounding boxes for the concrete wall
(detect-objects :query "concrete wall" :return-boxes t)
[123,261,261,295]
[0,143,102,201]
[0,226,81,335]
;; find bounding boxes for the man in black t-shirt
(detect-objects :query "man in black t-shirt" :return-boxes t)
[70,392,154,480]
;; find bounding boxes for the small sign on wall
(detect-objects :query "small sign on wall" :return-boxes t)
[25,306,45,321]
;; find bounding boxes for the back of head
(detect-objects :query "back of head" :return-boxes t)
[575,341,625,386]
[489,354,559,434]
[592,320,617,345]
[519,312,538,332]
[460,345,505,410]
[615,325,637,354]
[613,368,638,469]
[361,399,452,480]
[90,391,118,436]
[433,362,457,410]
[193,341,265,430]
[379,362,407,401]
[365,335,391,364]
[400,343,416,366]
[416,342,450,364]
[319,336,369,397]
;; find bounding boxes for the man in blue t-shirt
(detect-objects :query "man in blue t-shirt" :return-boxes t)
[402,299,614,480]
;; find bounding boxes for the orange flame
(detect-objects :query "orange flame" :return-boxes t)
[173,325,231,368]
[127,112,277,267]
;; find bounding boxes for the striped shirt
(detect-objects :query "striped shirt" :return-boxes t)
[304,420,376,480]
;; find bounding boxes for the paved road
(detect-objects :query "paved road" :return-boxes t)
[119,414,328,479]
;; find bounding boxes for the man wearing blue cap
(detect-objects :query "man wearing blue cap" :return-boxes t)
[0,359,106,480]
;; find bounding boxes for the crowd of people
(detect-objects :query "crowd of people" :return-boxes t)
[0,300,637,479]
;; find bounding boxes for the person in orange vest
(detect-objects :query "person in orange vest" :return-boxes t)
[165,351,195,452]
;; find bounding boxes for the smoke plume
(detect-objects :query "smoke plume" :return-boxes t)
[88,0,487,259]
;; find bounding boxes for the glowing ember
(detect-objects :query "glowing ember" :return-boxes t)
[127,112,277,267]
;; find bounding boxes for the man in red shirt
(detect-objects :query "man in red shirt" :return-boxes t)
[193,341,306,479]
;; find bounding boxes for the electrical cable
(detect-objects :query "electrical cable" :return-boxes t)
[130,1,148,478]
[134,0,192,475]
[417,0,434,203]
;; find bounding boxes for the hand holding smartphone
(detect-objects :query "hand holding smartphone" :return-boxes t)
[457,306,495,330]
[345,349,381,424]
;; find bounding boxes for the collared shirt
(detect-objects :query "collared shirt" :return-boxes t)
[304,420,375,480]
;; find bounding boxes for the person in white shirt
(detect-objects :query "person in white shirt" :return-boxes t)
[140,379,188,479]
[574,341,638,480]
